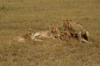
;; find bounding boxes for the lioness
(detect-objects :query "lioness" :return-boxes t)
[63,20,89,43]
[13,28,42,43]
[60,32,92,44]
[34,24,60,39]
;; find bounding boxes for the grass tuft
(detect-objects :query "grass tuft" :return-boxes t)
[0,5,5,9]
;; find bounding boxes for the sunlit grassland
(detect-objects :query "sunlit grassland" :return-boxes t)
[0,0,100,66]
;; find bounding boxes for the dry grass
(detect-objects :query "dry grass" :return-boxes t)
[0,0,100,66]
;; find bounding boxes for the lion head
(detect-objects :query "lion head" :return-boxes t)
[26,28,34,35]
[63,20,72,31]
[49,24,59,38]
[60,32,71,42]
[49,24,58,33]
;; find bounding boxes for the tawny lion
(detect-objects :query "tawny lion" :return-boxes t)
[60,32,92,44]
[34,24,60,39]
[63,20,90,43]
[13,28,42,43]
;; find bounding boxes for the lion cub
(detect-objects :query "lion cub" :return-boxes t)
[60,32,92,44]
[63,20,90,43]
[13,28,42,43]
[34,24,60,39]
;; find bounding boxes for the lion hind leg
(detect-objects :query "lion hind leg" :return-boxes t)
[34,32,41,37]
[19,39,25,43]
[85,31,89,41]
[81,38,92,44]
[77,31,82,43]
[13,37,25,43]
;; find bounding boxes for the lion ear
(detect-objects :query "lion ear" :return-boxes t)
[63,20,66,23]
[63,21,65,24]
[70,20,72,22]
[66,20,68,21]
[49,24,52,28]
[26,28,29,31]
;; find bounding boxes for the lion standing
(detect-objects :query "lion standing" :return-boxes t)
[63,20,89,43]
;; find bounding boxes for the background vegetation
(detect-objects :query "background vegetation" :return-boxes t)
[0,0,100,66]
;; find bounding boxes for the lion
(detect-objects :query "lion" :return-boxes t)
[34,24,60,39]
[60,32,92,44]
[49,24,60,38]
[63,20,90,43]
[13,28,42,43]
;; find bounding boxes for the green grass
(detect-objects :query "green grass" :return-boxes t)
[0,0,100,66]
[0,5,5,9]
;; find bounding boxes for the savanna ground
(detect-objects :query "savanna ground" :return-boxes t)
[0,0,100,66]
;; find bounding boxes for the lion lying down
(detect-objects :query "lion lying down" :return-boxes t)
[13,28,42,43]
[60,32,92,44]
[34,24,60,39]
